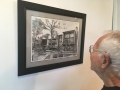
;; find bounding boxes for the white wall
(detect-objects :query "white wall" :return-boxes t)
[0,0,113,90]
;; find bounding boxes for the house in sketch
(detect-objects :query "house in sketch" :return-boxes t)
[37,30,78,52]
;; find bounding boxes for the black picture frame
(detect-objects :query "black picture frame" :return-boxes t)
[18,0,86,76]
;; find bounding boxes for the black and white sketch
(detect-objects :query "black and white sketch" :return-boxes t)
[31,16,79,62]
[18,0,86,76]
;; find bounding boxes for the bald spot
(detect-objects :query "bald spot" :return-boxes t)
[94,33,111,49]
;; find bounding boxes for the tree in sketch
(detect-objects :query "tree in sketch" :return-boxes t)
[43,19,61,49]
[32,18,44,54]
[43,19,65,59]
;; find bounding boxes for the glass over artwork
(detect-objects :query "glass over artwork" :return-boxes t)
[31,16,79,62]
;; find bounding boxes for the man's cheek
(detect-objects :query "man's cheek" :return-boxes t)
[90,54,95,60]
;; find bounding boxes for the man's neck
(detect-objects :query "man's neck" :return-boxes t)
[96,71,120,87]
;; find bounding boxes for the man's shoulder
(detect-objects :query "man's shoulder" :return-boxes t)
[102,85,120,90]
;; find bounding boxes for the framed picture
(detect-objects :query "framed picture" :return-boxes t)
[18,0,86,76]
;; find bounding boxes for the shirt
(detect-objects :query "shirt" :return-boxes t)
[102,85,120,90]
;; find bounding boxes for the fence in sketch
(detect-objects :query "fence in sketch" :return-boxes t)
[32,17,78,61]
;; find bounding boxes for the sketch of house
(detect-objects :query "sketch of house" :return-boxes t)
[39,30,77,51]
[31,16,79,61]
[32,29,78,61]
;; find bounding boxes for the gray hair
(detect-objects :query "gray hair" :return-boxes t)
[98,30,120,77]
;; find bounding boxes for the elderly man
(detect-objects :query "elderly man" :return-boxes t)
[90,31,120,90]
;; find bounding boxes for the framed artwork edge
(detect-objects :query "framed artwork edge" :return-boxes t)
[18,0,86,76]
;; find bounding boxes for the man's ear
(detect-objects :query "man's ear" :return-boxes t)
[101,53,111,68]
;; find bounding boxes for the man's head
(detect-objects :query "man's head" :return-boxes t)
[90,33,110,72]
[90,31,120,77]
